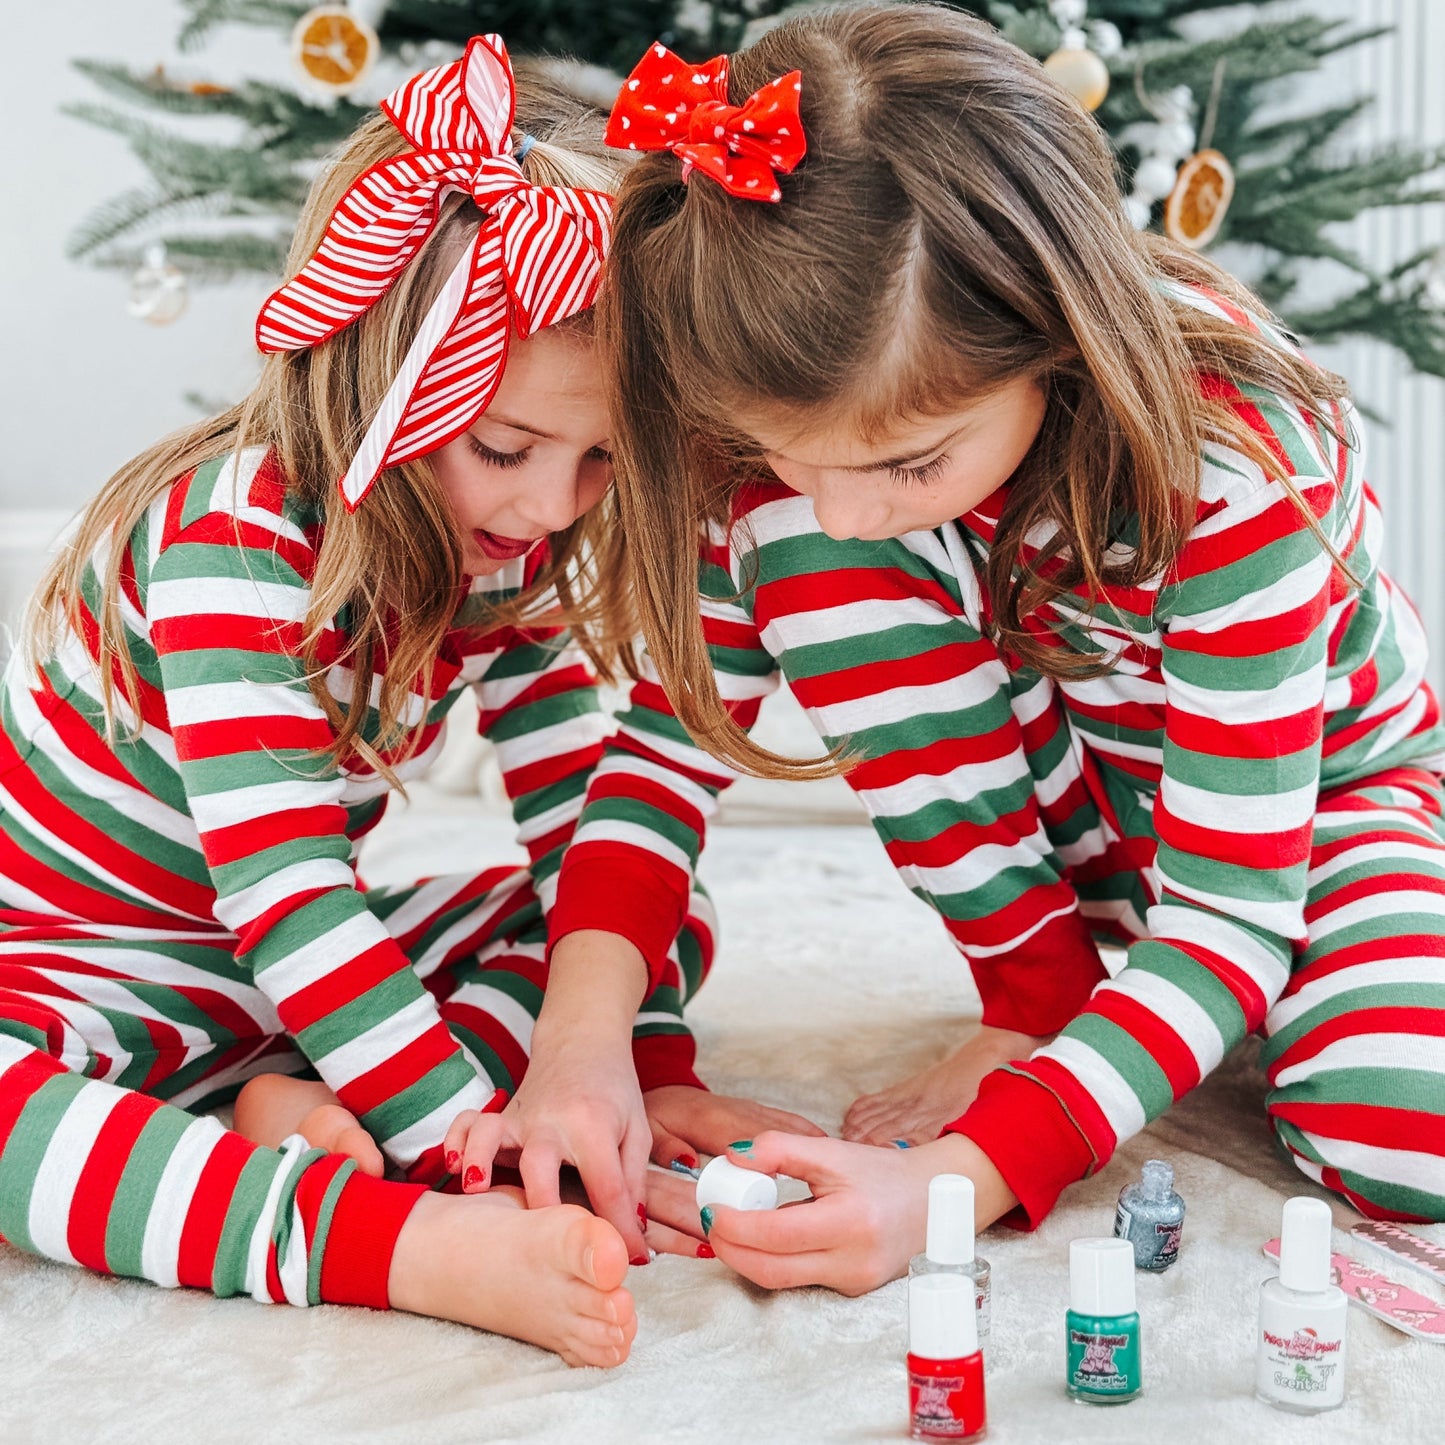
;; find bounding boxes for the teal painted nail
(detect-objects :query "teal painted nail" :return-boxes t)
[700,1206,714,1237]
[728,1139,754,1153]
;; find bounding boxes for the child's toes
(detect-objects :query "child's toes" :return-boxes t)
[567,1213,629,1292]
[569,1316,632,1367]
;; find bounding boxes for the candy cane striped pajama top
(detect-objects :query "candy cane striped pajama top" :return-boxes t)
[549,285,1445,1224]
[0,444,615,1166]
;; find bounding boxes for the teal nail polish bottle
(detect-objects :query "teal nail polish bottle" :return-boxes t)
[1066,1238,1142,1404]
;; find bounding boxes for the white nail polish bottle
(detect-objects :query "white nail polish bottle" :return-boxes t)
[1256,1196,1347,1413]
[695,1155,779,1211]
[909,1174,992,1344]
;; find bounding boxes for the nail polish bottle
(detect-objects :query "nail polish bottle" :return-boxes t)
[908,1273,986,1441]
[1255,1196,1347,1414]
[1066,1238,1142,1404]
[910,1174,992,1344]
[1114,1159,1185,1271]
[694,1155,779,1212]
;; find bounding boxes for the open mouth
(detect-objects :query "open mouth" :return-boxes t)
[472,528,542,561]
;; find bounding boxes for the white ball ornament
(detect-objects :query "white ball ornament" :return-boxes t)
[1049,0,1088,26]
[1133,154,1182,202]
[1086,19,1123,59]
[127,243,188,326]
[1123,194,1153,231]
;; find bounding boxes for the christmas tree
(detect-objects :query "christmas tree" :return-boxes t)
[67,0,1445,376]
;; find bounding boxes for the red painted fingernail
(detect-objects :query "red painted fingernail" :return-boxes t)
[629,1254,650,1267]
[677,1153,698,1170]
[485,1087,510,1112]
[462,1166,484,1192]
[445,1150,460,1172]
[637,1203,648,1227]
[697,1242,715,1259]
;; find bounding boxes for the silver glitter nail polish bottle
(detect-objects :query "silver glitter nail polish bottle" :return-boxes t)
[1113,1159,1185,1271]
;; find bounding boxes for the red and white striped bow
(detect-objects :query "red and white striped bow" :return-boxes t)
[604,42,805,203]
[256,34,613,510]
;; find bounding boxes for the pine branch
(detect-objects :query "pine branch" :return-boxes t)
[65,184,231,260]
[177,0,309,53]
[1285,250,1445,378]
[92,231,292,282]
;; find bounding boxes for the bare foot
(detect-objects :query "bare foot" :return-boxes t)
[389,1192,638,1367]
[234,1075,385,1178]
[842,1025,1053,1146]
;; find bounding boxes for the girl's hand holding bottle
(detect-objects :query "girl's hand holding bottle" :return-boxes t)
[646,1132,1017,1295]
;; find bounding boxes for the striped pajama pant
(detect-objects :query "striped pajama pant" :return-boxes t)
[0,863,713,1307]
[1070,763,1445,1222]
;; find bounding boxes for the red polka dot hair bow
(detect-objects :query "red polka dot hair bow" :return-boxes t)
[256,34,613,511]
[604,42,805,203]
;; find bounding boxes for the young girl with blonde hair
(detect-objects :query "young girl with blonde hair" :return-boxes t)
[0,34,715,1362]
[461,4,1445,1294]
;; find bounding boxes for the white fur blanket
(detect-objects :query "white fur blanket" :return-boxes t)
[3,790,1441,1444]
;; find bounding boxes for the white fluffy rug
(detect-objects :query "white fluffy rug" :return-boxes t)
[3,787,1442,1445]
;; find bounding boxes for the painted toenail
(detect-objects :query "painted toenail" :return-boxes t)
[700,1206,714,1236]
[637,1203,648,1227]
[728,1140,753,1153]
[629,1253,650,1267]
[445,1150,460,1171]
[891,1138,911,1149]
[462,1166,484,1191]
[697,1242,715,1259]
[678,1152,699,1169]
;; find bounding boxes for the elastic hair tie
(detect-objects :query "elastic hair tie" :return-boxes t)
[513,133,537,165]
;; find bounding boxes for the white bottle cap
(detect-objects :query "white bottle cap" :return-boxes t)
[909,1272,978,1360]
[1278,1196,1333,1293]
[1070,1237,1136,1316]
[695,1155,779,1212]
[925,1173,977,1265]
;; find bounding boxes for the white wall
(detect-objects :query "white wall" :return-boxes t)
[0,2,289,518]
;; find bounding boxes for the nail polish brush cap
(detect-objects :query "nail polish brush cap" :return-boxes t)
[1141,1159,1174,1202]
[1278,1196,1333,1293]
[1070,1237,1136,1317]
[925,1173,977,1265]
[910,1271,978,1360]
[695,1155,779,1212]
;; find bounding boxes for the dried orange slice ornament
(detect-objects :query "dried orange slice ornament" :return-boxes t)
[292,5,379,95]
[1163,148,1235,250]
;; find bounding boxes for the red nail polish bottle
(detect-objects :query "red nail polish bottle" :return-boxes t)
[908,1273,986,1440]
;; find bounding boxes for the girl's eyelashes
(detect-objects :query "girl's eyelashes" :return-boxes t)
[888,454,948,488]
[467,435,528,469]
[466,436,612,467]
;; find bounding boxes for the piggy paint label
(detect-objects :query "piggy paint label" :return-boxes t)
[1153,1218,1182,1268]
[1066,1319,1142,1398]
[907,1357,986,1441]
[909,1372,969,1438]
[1259,1328,1343,1397]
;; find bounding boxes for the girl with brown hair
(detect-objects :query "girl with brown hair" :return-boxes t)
[0,34,708,1362]
[456,5,1445,1295]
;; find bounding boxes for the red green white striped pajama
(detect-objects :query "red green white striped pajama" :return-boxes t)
[0,447,709,1305]
[551,283,1445,1226]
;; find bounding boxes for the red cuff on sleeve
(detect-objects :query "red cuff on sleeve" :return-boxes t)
[633,1032,707,1093]
[943,1066,1097,1231]
[968,908,1106,1034]
[549,852,687,992]
[317,1170,428,1309]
